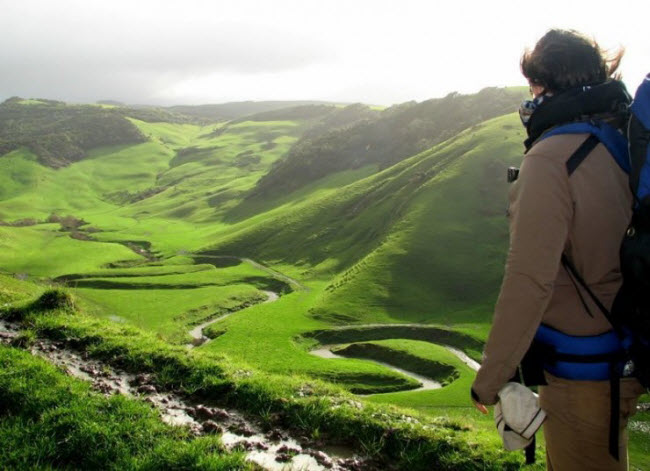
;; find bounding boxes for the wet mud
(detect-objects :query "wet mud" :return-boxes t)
[0,319,373,471]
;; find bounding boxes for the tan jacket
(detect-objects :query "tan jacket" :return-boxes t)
[472,133,633,404]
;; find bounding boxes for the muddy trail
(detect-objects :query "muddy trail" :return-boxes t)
[0,319,371,471]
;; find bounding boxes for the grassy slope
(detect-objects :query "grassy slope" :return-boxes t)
[0,116,322,348]
[70,262,275,343]
[251,87,527,198]
[0,225,142,277]
[0,116,307,256]
[190,115,524,411]
[1,111,522,394]
[0,285,529,470]
[204,114,524,331]
[0,344,248,470]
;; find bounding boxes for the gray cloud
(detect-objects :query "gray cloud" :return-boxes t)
[2,0,645,106]
[0,2,334,103]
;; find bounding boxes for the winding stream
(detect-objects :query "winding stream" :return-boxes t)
[187,290,279,348]
[310,346,443,392]
[196,255,308,291]
[308,326,481,394]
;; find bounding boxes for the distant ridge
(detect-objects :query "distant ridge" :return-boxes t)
[204,112,526,324]
[166,100,344,122]
[249,87,528,198]
[0,98,146,168]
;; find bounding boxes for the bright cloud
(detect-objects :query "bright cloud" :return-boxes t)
[1,0,647,105]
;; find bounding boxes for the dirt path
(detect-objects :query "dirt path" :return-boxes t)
[0,320,365,471]
[187,290,278,348]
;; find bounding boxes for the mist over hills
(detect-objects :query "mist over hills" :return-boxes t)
[166,100,343,122]
[0,97,359,167]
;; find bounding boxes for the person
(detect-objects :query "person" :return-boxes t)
[470,29,645,470]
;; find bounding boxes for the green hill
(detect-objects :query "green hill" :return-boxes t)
[0,98,147,167]
[166,100,341,122]
[250,87,527,199]
[203,113,525,327]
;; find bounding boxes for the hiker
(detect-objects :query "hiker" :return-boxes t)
[470,29,645,470]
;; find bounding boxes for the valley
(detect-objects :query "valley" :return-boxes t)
[1,93,647,470]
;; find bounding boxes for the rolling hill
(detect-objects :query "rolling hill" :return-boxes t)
[249,87,527,199]
[202,113,524,329]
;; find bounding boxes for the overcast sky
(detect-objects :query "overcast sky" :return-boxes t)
[1,0,647,106]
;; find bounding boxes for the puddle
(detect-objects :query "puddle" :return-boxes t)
[0,321,368,470]
[310,345,442,392]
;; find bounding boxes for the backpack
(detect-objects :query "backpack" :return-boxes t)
[611,74,650,390]
[518,75,650,461]
[544,76,650,391]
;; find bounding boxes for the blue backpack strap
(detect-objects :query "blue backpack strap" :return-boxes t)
[533,324,626,381]
[533,323,627,460]
[632,74,650,127]
[630,74,650,202]
[540,121,630,175]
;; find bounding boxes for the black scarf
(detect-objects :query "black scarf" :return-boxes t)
[524,80,631,151]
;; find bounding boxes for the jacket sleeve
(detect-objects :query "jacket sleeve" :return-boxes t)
[471,144,573,404]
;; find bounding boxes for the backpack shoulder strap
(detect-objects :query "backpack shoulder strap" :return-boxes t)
[560,254,615,323]
[629,74,650,202]
[539,121,630,175]
[566,134,600,176]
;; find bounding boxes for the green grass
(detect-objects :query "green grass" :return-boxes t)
[0,273,44,305]
[191,114,524,342]
[0,344,249,470]
[15,99,49,105]
[629,410,650,471]
[74,283,264,344]
[3,102,646,469]
[0,225,142,277]
[0,111,531,466]
[56,260,284,343]
[0,287,531,470]
[202,283,425,394]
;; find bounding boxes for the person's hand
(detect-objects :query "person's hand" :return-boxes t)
[471,387,489,414]
[473,399,488,414]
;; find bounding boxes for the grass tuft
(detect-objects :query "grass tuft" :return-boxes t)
[32,289,76,312]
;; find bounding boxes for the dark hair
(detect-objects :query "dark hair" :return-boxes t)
[521,29,624,93]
